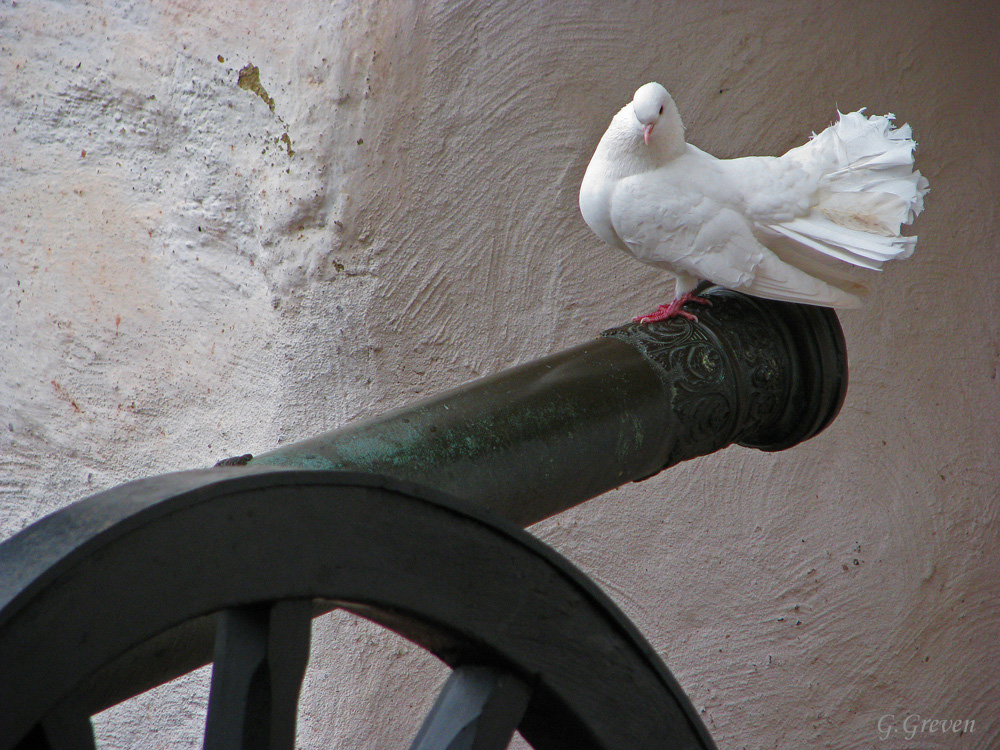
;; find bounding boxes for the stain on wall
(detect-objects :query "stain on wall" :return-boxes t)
[237,63,276,112]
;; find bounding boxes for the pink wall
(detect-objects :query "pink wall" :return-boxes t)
[1,1,997,747]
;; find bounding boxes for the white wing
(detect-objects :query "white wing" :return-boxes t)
[610,168,764,289]
[610,161,864,307]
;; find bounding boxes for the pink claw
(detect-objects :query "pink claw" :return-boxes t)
[633,293,712,324]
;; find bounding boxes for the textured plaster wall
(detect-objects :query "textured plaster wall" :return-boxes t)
[1,1,998,748]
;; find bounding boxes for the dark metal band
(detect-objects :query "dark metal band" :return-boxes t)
[602,288,847,470]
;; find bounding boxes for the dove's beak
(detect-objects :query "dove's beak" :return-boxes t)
[642,124,654,146]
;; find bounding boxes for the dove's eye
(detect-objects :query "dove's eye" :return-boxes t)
[659,105,664,115]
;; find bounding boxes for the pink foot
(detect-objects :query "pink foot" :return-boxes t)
[633,293,712,324]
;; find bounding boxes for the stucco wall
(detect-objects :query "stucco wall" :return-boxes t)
[2,1,998,748]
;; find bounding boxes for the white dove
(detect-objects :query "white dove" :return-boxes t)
[580,82,929,323]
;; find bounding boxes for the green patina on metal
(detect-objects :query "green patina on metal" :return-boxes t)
[249,289,847,528]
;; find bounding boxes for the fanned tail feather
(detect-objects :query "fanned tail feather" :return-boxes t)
[772,110,929,290]
[745,252,864,308]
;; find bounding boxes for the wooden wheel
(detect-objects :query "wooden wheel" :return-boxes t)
[0,468,715,750]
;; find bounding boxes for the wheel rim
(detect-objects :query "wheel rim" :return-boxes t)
[0,467,715,750]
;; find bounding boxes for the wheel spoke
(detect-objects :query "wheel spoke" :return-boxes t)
[408,665,532,750]
[203,599,312,750]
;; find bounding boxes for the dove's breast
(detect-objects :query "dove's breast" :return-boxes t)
[579,157,625,248]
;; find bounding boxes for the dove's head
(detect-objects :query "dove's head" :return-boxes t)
[631,82,683,149]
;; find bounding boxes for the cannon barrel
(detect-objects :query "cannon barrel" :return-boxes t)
[250,288,847,526]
